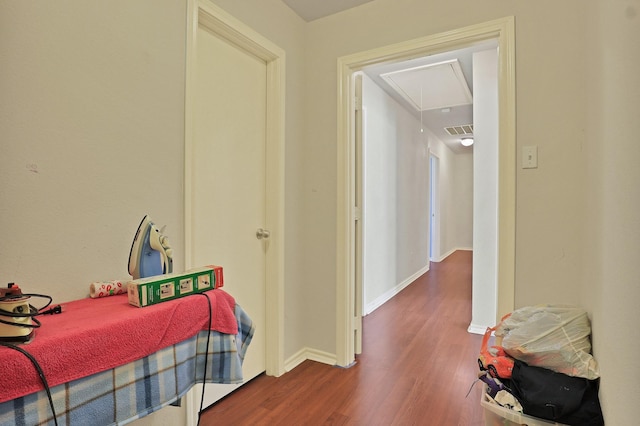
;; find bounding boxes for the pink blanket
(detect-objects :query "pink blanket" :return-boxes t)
[0,289,237,403]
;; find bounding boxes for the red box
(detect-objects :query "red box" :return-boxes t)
[208,265,224,288]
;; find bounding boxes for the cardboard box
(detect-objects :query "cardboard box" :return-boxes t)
[127,265,223,307]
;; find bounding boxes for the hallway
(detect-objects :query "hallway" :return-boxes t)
[201,250,484,425]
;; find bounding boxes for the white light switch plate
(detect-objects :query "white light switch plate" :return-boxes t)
[522,146,538,169]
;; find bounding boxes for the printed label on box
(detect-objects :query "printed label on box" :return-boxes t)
[180,278,193,294]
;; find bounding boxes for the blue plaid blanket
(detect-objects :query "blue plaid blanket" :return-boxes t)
[0,304,254,426]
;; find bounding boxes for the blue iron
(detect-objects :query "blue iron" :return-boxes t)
[128,215,173,279]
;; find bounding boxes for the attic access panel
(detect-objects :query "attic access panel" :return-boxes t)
[380,59,472,112]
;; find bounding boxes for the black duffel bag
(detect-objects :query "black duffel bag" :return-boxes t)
[510,360,604,426]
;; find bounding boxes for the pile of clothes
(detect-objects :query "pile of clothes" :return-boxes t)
[477,305,604,426]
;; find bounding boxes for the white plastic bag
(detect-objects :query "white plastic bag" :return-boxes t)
[494,305,600,379]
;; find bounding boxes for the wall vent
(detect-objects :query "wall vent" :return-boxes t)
[445,124,474,136]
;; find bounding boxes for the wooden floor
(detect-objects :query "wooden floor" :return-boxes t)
[200,250,485,425]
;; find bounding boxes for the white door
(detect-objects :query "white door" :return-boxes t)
[191,23,267,405]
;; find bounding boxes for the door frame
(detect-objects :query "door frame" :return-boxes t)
[184,0,285,378]
[336,17,516,367]
[429,152,440,262]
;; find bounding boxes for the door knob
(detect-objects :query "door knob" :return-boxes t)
[256,228,271,240]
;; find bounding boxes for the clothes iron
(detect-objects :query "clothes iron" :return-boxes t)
[128,215,173,280]
[0,283,35,342]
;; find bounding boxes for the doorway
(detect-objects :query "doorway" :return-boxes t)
[429,153,440,262]
[336,17,516,367]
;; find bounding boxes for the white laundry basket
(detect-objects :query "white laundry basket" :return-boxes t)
[481,388,568,426]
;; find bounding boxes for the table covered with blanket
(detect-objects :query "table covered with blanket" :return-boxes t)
[0,289,254,425]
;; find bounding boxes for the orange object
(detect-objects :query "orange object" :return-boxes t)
[478,323,515,380]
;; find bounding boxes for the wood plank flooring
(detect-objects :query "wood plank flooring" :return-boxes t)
[200,250,485,425]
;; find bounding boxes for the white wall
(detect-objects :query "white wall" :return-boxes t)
[453,152,474,249]
[583,2,640,425]
[361,73,429,312]
[0,1,186,304]
[362,75,398,312]
[470,48,499,331]
[0,1,187,424]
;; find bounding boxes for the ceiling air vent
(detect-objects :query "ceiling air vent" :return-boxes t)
[445,124,474,136]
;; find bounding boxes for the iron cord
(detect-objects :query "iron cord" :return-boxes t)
[196,292,213,426]
[0,293,60,329]
[0,293,53,315]
[0,342,58,426]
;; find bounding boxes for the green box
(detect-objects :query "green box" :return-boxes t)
[127,266,216,307]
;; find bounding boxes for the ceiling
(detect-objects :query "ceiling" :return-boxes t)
[282,0,376,22]
[281,0,497,153]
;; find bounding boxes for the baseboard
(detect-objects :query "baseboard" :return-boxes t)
[364,263,430,315]
[435,248,456,262]
[432,247,473,263]
[284,347,337,372]
[467,323,488,335]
